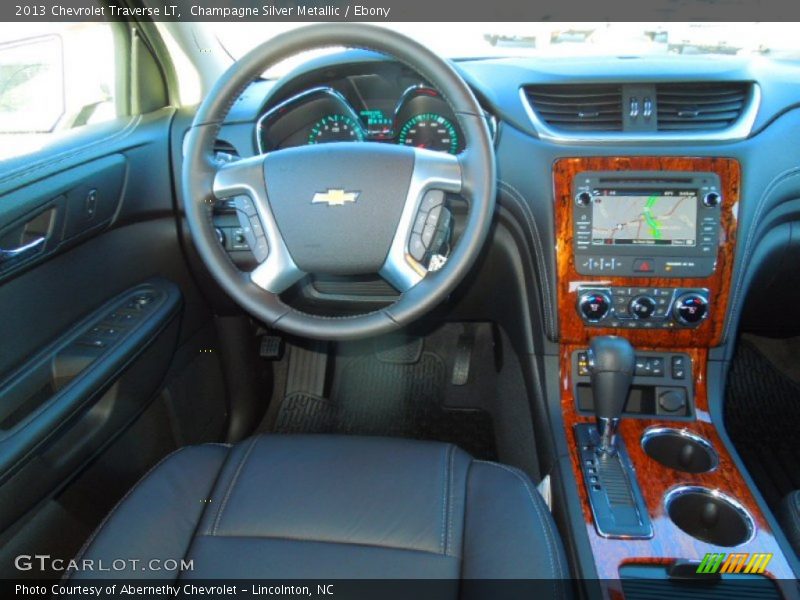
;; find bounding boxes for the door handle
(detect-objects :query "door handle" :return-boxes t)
[0,236,45,264]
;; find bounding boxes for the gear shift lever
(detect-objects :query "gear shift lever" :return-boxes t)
[588,336,635,455]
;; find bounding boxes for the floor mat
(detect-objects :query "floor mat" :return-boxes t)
[274,344,497,460]
[725,338,800,510]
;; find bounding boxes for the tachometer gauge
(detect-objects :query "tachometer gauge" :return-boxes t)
[307,114,365,144]
[397,113,459,154]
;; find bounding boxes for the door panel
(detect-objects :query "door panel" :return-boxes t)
[0,109,219,547]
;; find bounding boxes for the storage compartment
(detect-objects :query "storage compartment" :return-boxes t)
[642,427,718,473]
[665,486,755,547]
[577,383,691,418]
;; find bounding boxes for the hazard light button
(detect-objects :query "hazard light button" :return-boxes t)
[633,258,655,273]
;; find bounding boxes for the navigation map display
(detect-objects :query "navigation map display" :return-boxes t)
[590,189,698,246]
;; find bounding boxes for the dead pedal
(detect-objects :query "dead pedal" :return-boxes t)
[451,327,476,386]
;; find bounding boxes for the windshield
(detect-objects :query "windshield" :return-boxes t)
[212,22,800,77]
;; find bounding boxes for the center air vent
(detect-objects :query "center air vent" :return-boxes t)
[656,83,750,131]
[523,84,623,131]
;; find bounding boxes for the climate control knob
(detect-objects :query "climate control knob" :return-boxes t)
[673,293,709,326]
[578,291,611,322]
[629,295,656,319]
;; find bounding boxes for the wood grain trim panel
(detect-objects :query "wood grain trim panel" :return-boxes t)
[554,157,740,348]
[560,345,796,591]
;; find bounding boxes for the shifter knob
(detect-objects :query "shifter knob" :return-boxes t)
[588,336,635,455]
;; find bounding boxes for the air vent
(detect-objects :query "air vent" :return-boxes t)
[656,83,750,131]
[523,84,623,131]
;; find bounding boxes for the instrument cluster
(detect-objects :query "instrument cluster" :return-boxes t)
[256,84,467,155]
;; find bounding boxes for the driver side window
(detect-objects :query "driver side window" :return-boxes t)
[0,22,120,163]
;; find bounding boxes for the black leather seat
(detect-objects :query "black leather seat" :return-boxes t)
[779,491,800,556]
[70,435,567,582]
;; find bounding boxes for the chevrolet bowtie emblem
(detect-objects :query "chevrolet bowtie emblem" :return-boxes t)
[312,189,359,206]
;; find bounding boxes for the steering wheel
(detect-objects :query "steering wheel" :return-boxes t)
[182,24,496,340]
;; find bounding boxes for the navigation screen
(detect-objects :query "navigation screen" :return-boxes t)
[590,189,698,246]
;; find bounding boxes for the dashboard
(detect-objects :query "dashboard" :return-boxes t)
[255,73,467,155]
[205,49,800,344]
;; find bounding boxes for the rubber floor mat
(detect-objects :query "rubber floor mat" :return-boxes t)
[274,392,336,434]
[725,339,800,510]
[274,351,497,460]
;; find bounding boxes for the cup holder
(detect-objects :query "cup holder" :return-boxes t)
[641,427,718,473]
[665,486,755,547]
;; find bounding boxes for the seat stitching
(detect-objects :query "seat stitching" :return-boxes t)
[446,445,456,556]
[211,436,259,536]
[446,446,456,554]
[64,446,191,580]
[176,442,242,582]
[194,532,452,557]
[439,445,448,554]
[458,458,473,580]
[475,460,565,589]
[479,461,564,587]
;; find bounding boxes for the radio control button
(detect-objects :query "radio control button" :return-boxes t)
[703,192,721,207]
[575,191,592,206]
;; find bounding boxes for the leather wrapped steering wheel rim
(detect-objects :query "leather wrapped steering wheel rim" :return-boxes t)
[182,23,495,340]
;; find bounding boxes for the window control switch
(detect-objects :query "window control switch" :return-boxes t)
[76,336,107,349]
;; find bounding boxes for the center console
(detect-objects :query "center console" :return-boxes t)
[553,157,796,594]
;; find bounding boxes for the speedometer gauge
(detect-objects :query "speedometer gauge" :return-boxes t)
[398,113,459,154]
[307,114,365,144]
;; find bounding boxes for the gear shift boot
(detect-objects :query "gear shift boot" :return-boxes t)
[578,336,651,538]
[576,423,653,539]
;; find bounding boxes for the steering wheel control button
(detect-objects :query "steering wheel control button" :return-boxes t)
[410,195,447,261]
[251,236,269,262]
[578,291,611,322]
[419,189,444,213]
[409,234,427,261]
[249,216,265,238]
[412,211,428,234]
[234,195,258,217]
[426,205,442,227]
[421,223,437,247]
[673,293,709,326]
[629,296,656,319]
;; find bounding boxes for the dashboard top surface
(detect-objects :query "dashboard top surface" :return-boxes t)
[222,50,800,146]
